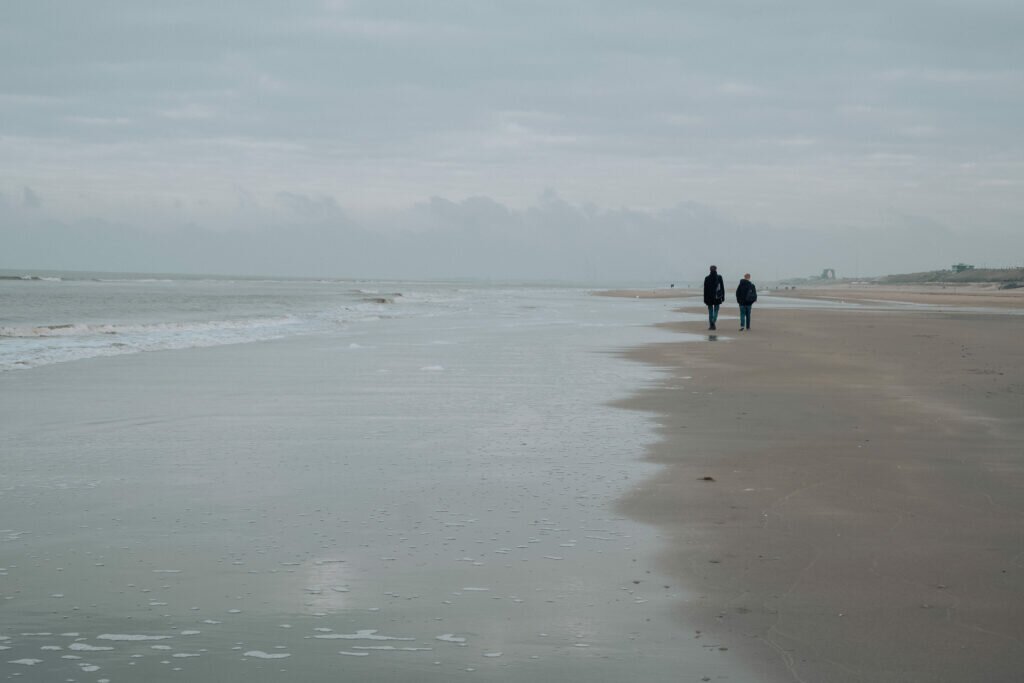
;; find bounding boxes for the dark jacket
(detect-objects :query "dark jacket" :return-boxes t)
[736,279,757,305]
[703,272,725,305]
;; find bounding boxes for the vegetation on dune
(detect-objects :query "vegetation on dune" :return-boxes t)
[876,267,1024,287]
[779,266,1024,289]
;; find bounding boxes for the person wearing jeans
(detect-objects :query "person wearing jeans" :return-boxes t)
[735,273,757,330]
[702,265,725,330]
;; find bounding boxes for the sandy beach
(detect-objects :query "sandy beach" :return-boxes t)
[771,283,1024,309]
[612,291,1024,682]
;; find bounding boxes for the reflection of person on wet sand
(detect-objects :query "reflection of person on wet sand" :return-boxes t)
[703,265,725,330]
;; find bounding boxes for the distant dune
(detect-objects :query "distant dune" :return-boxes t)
[778,266,1024,289]
[876,267,1024,286]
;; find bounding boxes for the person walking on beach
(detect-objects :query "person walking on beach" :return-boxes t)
[703,265,725,330]
[736,273,757,330]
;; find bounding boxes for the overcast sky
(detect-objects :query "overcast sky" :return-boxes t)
[2,0,1022,282]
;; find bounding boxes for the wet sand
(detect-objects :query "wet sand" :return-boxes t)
[614,297,1024,682]
[0,296,751,683]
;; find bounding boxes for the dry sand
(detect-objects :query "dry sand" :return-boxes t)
[612,295,1024,682]
[772,283,1024,309]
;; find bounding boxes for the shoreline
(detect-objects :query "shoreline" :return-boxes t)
[613,297,1024,681]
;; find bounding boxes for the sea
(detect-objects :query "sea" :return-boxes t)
[0,271,750,682]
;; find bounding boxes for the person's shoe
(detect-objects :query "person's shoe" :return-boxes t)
[710,323,716,330]
[740,327,745,331]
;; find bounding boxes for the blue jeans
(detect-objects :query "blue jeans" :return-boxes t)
[739,304,752,329]
[707,304,720,326]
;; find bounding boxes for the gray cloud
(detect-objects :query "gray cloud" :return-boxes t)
[22,186,41,209]
[1,1,1022,278]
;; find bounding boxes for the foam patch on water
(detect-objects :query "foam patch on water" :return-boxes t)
[244,650,291,659]
[97,634,173,641]
[314,629,413,641]
[69,643,114,651]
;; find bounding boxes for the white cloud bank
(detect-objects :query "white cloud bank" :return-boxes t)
[4,188,1018,283]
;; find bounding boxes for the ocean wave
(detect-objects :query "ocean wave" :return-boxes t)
[0,275,62,282]
[361,296,398,304]
[0,317,301,339]
[0,304,423,371]
[0,280,482,371]
[0,316,312,371]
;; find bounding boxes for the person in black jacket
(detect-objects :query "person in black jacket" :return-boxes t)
[702,265,725,330]
[735,273,757,331]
